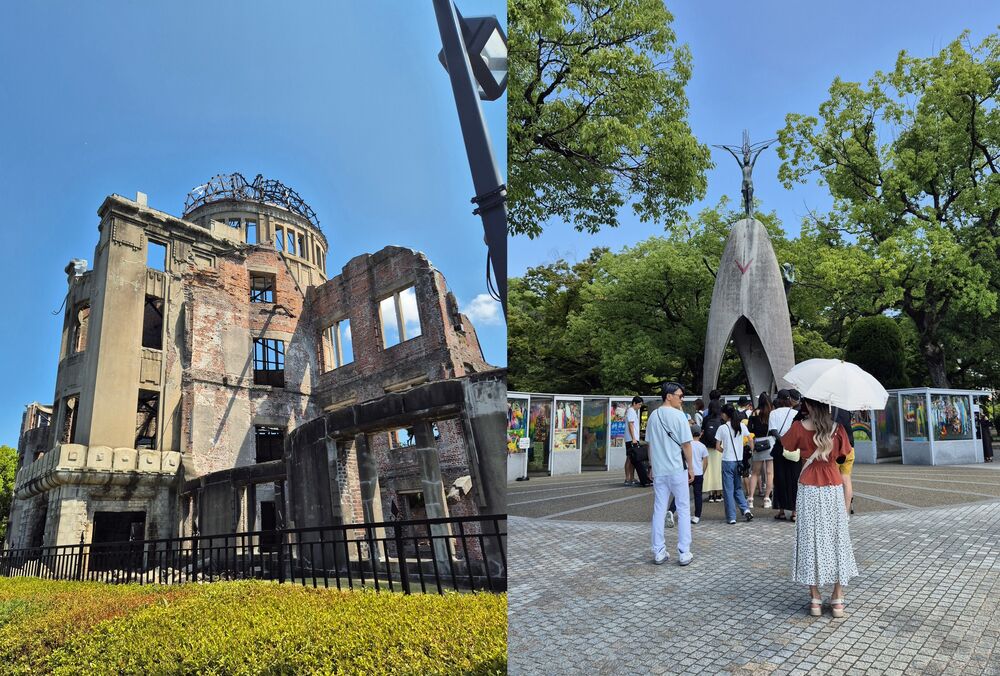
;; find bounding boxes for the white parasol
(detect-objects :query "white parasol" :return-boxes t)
[782,359,889,411]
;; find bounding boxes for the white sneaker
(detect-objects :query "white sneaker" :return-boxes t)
[691,516,700,524]
[653,549,669,565]
[763,497,772,509]
[679,551,694,566]
[667,512,675,528]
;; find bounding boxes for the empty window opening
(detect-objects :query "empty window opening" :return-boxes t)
[135,390,159,449]
[141,296,164,350]
[315,245,324,271]
[246,220,258,245]
[255,426,284,463]
[72,304,90,354]
[388,427,415,449]
[379,286,422,348]
[60,395,79,444]
[275,227,284,252]
[227,218,241,229]
[33,410,51,429]
[146,241,167,271]
[297,234,306,260]
[286,231,297,256]
[320,319,353,372]
[253,338,285,387]
[250,273,275,303]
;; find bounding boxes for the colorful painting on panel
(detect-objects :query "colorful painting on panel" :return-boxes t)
[609,400,630,449]
[553,400,582,452]
[507,397,529,455]
[903,395,928,441]
[851,410,872,442]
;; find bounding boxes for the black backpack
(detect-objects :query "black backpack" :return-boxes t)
[701,415,722,449]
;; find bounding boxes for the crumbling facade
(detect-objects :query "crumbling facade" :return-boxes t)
[7,174,499,552]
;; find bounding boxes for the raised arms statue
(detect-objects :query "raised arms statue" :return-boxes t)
[713,130,776,219]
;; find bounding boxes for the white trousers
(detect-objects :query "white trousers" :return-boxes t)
[651,470,691,557]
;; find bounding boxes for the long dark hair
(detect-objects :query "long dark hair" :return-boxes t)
[754,392,773,424]
[707,399,722,418]
[721,404,740,433]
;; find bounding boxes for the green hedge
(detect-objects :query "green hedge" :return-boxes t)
[0,578,506,675]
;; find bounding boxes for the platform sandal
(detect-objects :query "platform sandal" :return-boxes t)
[829,598,846,618]
[809,597,822,617]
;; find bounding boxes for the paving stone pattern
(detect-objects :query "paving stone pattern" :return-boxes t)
[508,502,1000,675]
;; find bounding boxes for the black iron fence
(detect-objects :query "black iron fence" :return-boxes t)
[0,515,506,594]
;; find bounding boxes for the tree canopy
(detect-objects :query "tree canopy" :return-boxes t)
[0,445,17,542]
[777,32,1000,386]
[508,0,711,237]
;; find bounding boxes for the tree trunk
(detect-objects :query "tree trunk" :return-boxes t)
[922,339,950,388]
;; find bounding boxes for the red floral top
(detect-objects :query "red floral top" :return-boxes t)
[780,420,851,487]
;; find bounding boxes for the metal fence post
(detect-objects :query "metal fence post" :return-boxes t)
[393,522,410,594]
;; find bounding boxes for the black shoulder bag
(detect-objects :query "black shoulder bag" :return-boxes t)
[768,409,796,460]
[725,424,751,477]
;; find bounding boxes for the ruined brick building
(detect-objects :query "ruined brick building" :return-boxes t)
[7,174,505,553]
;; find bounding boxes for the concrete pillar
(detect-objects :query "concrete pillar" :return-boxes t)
[354,434,384,563]
[414,422,452,565]
[461,377,507,582]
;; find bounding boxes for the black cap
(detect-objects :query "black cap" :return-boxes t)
[776,388,791,399]
[789,389,802,401]
[738,396,751,406]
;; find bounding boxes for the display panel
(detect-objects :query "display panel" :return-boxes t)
[931,395,973,441]
[609,400,630,449]
[527,399,552,472]
[875,393,901,459]
[553,399,582,452]
[507,396,529,455]
[902,394,929,441]
[581,398,608,469]
[851,410,872,442]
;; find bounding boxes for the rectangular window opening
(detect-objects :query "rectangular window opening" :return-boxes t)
[227,218,241,229]
[297,234,305,260]
[315,245,324,271]
[320,319,353,372]
[255,426,284,463]
[275,227,284,252]
[250,273,275,303]
[135,389,159,449]
[61,395,79,444]
[379,286,422,349]
[388,427,415,449]
[287,231,297,256]
[141,296,164,350]
[146,241,167,271]
[246,220,258,245]
[253,338,285,387]
[72,304,90,354]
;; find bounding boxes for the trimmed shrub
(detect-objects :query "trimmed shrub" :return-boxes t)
[844,315,909,388]
[0,578,506,675]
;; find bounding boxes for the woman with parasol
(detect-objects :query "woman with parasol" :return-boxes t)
[780,359,887,619]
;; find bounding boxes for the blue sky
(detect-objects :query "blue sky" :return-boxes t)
[0,1,506,446]
[510,2,997,273]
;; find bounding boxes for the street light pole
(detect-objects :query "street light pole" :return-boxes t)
[432,0,507,321]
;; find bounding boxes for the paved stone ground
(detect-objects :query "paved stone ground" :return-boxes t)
[508,498,1000,675]
[509,463,1000,521]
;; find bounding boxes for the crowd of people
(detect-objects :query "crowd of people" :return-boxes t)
[644,382,858,619]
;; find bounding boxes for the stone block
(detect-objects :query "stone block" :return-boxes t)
[87,445,113,470]
[113,447,138,472]
[453,474,473,495]
[138,450,161,473]
[161,451,181,474]
[58,444,87,469]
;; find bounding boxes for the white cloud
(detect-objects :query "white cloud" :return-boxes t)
[461,293,501,326]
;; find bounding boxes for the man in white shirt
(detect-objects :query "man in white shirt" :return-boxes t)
[625,396,648,486]
[647,382,695,566]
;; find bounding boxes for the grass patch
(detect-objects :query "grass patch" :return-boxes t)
[0,578,506,675]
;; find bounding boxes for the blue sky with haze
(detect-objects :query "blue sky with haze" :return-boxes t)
[510,2,997,273]
[0,0,506,446]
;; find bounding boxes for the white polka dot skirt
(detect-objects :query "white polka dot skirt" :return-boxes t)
[791,483,859,587]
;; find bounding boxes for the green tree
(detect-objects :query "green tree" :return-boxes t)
[0,445,17,542]
[508,0,711,237]
[844,316,910,388]
[778,32,1000,386]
